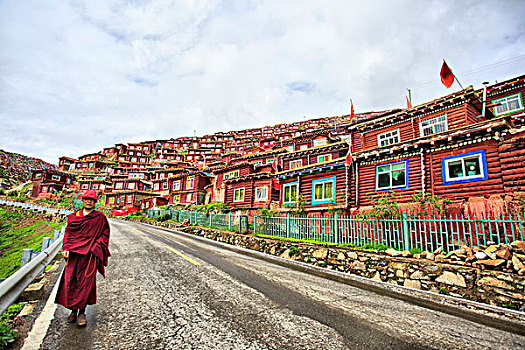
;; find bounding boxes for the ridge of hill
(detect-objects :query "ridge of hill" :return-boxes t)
[0,149,57,190]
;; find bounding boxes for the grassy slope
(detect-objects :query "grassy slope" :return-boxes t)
[0,208,63,279]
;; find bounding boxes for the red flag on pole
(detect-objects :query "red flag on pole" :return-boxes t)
[440,60,455,88]
[406,96,412,109]
[345,134,353,167]
[350,99,355,121]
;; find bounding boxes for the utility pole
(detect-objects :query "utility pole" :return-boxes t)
[407,88,412,107]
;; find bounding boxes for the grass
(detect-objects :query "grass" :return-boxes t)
[0,208,63,279]
[0,303,23,349]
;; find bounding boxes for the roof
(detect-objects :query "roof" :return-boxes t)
[223,171,273,184]
[277,157,347,179]
[280,141,348,160]
[231,148,287,161]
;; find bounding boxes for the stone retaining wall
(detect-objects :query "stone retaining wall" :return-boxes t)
[125,217,525,310]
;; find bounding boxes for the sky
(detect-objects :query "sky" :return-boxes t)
[1,0,524,164]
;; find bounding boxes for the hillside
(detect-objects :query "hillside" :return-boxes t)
[0,149,56,191]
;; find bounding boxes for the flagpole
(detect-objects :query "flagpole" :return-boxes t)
[407,88,412,106]
[454,76,465,90]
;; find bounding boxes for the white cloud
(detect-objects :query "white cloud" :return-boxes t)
[0,0,524,163]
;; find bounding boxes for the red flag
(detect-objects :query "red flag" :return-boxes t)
[271,159,279,173]
[350,99,355,121]
[273,177,281,191]
[406,96,412,109]
[345,135,353,167]
[440,60,455,88]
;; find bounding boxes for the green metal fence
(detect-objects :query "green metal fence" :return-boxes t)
[147,208,525,253]
[151,209,249,233]
[254,212,525,253]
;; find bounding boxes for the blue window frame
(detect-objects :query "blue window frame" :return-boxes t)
[283,181,298,204]
[311,176,336,205]
[441,150,488,185]
[375,160,409,191]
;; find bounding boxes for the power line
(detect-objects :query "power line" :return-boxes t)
[353,54,525,110]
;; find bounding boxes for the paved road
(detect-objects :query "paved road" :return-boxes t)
[39,220,525,349]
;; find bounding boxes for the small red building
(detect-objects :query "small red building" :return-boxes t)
[31,169,76,198]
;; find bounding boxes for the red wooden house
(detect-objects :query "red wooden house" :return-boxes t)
[167,171,213,205]
[31,170,76,198]
[58,156,77,171]
[276,142,350,215]
[223,163,280,215]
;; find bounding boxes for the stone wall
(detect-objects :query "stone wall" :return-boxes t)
[125,217,525,310]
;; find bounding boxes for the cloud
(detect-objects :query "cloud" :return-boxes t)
[0,0,524,163]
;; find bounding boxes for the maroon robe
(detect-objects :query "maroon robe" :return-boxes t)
[55,209,110,310]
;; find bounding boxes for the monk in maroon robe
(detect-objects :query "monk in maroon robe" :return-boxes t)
[55,190,110,327]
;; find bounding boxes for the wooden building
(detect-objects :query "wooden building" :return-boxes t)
[168,171,213,205]
[31,169,76,198]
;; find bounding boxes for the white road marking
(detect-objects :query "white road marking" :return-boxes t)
[21,270,63,350]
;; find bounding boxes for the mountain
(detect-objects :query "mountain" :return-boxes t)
[0,149,57,190]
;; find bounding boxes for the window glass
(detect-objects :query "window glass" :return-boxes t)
[234,188,245,202]
[420,115,447,136]
[186,176,195,189]
[173,180,181,190]
[290,159,302,169]
[377,129,400,147]
[317,154,332,163]
[442,151,487,185]
[255,187,268,201]
[376,161,408,190]
[493,93,524,116]
[283,183,298,203]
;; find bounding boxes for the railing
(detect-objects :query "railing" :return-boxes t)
[254,212,525,253]
[0,200,68,315]
[148,209,249,233]
[0,199,73,216]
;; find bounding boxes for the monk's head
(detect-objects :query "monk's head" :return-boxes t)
[81,190,98,210]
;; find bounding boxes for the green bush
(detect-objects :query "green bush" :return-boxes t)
[0,322,17,349]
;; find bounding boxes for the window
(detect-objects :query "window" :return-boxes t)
[378,129,400,147]
[174,194,181,203]
[92,184,99,190]
[253,161,262,167]
[313,138,327,147]
[284,145,294,152]
[317,154,332,163]
[81,184,89,190]
[283,182,298,204]
[127,195,133,204]
[35,173,42,179]
[162,182,168,190]
[441,150,488,185]
[492,93,524,116]
[173,180,181,190]
[41,186,48,192]
[108,197,115,204]
[154,183,160,191]
[420,115,447,136]
[376,160,408,191]
[89,162,94,168]
[186,176,195,189]
[51,175,61,181]
[128,183,135,190]
[115,182,123,190]
[131,157,137,162]
[224,170,239,180]
[299,144,309,150]
[289,159,303,169]
[186,193,193,202]
[234,188,245,202]
[255,186,268,201]
[312,176,336,204]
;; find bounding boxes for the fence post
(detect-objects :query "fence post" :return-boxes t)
[334,213,339,244]
[253,212,257,233]
[402,212,410,251]
[229,212,232,230]
[41,237,51,251]
[21,249,33,267]
[287,213,291,238]
[53,230,60,240]
[209,212,213,227]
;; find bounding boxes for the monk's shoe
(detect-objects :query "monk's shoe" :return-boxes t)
[77,313,87,327]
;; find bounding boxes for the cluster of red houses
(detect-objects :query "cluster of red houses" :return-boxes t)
[31,74,525,217]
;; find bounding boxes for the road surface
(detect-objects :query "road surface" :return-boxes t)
[37,220,525,349]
